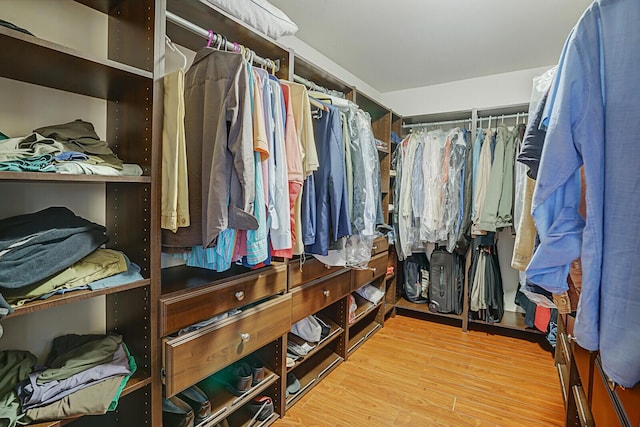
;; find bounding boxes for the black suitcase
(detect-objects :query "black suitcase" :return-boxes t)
[428,246,463,314]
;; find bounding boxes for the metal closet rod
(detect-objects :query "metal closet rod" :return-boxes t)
[293,74,345,98]
[403,117,472,129]
[165,11,280,72]
[477,112,529,124]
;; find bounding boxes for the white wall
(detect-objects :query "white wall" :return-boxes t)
[381,66,554,116]
[277,35,383,103]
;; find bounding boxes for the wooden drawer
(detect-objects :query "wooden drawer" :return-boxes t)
[351,252,387,291]
[371,236,388,256]
[160,264,286,336]
[559,331,571,366]
[162,294,291,397]
[291,270,351,323]
[288,258,347,290]
[572,342,595,401]
[572,385,594,427]
[615,384,640,426]
[591,357,623,427]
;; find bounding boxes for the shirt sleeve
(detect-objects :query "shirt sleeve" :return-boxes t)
[226,60,257,228]
[527,23,603,300]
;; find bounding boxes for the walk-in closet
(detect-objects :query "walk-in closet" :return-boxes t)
[0,1,638,426]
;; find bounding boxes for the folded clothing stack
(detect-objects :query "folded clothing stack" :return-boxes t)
[0,207,143,317]
[0,120,143,176]
[0,334,136,427]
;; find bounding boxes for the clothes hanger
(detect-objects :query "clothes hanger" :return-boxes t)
[309,96,329,113]
[165,35,187,70]
[207,29,215,48]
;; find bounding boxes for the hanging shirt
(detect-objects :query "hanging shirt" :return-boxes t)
[161,69,190,232]
[280,81,319,176]
[471,130,493,236]
[527,0,640,388]
[242,66,269,265]
[162,49,257,249]
[267,76,292,251]
[476,126,509,232]
[272,84,303,258]
[281,81,319,255]
[305,102,352,255]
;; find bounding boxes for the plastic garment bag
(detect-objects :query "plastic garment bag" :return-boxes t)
[443,128,467,252]
[313,104,378,268]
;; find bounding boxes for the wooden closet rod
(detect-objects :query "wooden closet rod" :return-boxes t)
[293,74,345,98]
[166,11,280,72]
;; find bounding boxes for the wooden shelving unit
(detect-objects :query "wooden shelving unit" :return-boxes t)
[0,1,159,425]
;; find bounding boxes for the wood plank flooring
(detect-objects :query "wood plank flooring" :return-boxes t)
[274,314,564,427]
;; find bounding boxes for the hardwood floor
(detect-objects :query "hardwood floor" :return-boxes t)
[275,314,564,427]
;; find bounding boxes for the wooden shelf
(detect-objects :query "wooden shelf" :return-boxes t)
[227,410,279,427]
[355,92,389,121]
[347,321,382,355]
[195,370,278,427]
[0,171,151,183]
[166,0,290,67]
[292,55,354,95]
[29,370,151,427]
[160,263,285,296]
[403,109,472,126]
[469,310,544,334]
[286,348,343,409]
[287,316,343,372]
[0,26,151,100]
[384,303,395,316]
[557,362,570,406]
[74,0,124,14]
[395,298,464,320]
[350,294,383,326]
[5,279,150,320]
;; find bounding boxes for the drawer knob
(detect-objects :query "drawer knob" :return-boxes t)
[235,291,245,301]
[567,334,577,343]
[324,264,331,269]
[372,246,378,250]
[323,290,330,297]
[370,267,377,273]
[241,333,251,342]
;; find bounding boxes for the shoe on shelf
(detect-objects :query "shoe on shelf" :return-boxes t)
[162,395,195,427]
[225,361,253,396]
[249,357,265,386]
[286,372,301,395]
[177,384,211,423]
[247,395,274,421]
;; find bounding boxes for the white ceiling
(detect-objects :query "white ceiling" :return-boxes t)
[270,0,593,93]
